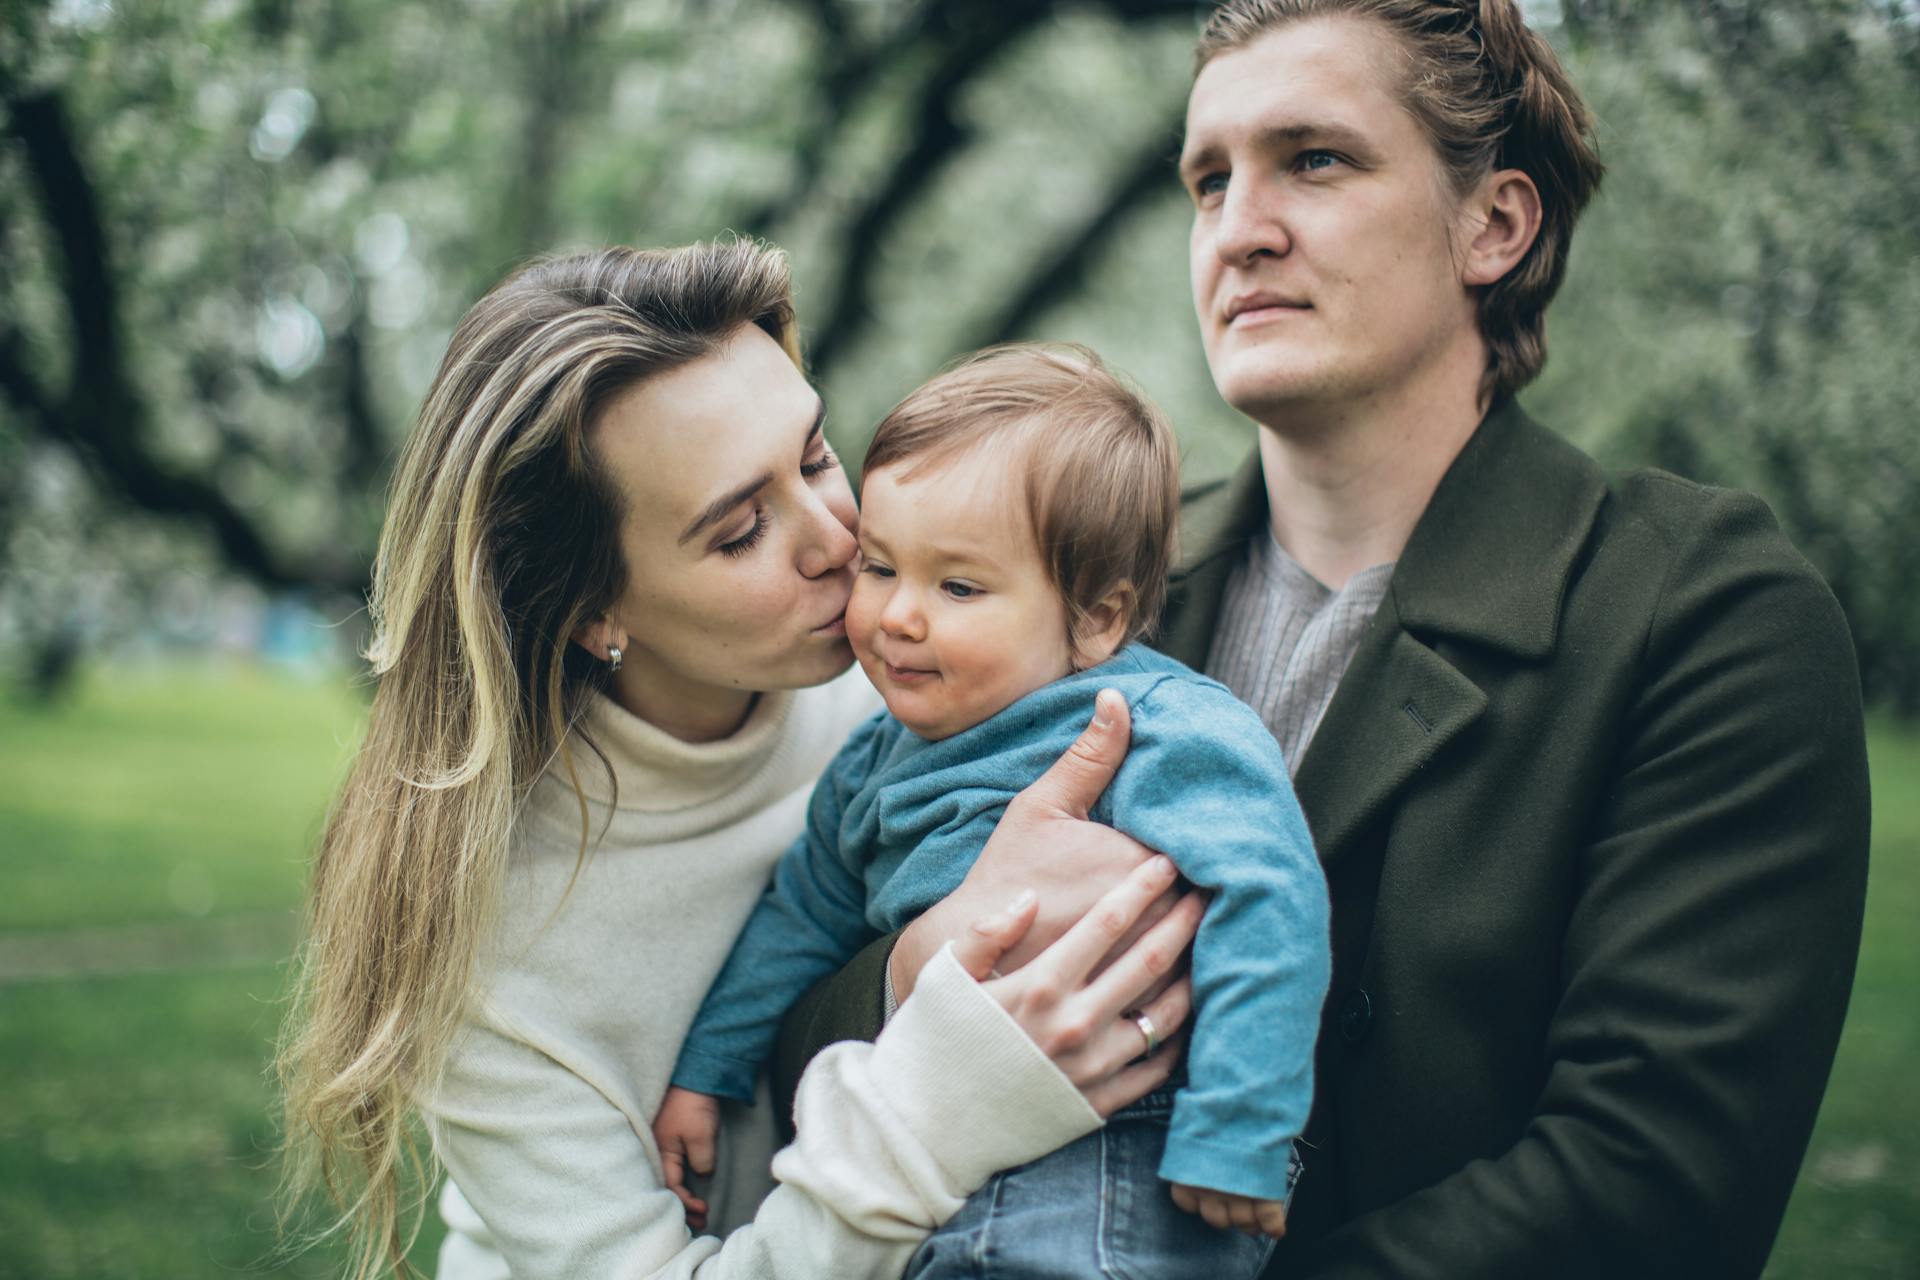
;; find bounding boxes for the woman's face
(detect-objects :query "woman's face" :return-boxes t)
[585,324,858,726]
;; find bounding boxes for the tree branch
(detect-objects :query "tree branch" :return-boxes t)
[2,87,362,594]
[735,0,941,237]
[968,108,1185,349]
[805,0,1059,379]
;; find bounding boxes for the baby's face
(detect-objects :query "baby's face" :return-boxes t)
[848,449,1075,740]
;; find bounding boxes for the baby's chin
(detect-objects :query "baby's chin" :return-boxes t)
[881,685,1050,744]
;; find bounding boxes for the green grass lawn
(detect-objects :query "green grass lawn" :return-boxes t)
[0,665,366,932]
[0,667,1912,1277]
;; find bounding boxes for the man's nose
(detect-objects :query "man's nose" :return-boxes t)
[1213,176,1290,266]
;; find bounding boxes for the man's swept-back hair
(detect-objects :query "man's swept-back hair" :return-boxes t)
[863,343,1179,662]
[1197,0,1605,404]
[276,240,798,1280]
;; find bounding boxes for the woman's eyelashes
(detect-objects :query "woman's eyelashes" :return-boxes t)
[716,450,839,558]
[717,508,769,558]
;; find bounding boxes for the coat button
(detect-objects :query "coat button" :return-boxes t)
[1339,988,1373,1045]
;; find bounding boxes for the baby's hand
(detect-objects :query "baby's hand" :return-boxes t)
[1171,1182,1288,1238]
[654,1086,721,1231]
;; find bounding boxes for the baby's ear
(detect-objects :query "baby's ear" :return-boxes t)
[1070,582,1136,671]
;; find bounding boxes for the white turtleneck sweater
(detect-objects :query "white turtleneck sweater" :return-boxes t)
[422,670,1101,1280]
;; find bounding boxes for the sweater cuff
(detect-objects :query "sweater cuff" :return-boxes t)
[668,1046,758,1104]
[1157,1130,1299,1201]
[868,944,1102,1196]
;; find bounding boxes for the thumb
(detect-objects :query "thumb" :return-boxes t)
[1021,689,1130,819]
[950,889,1038,981]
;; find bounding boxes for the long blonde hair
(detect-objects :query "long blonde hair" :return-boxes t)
[276,241,802,1279]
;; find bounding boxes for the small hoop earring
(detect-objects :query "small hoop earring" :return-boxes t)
[607,645,623,674]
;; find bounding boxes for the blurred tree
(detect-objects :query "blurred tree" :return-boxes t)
[1538,0,1920,710]
[1,0,1916,709]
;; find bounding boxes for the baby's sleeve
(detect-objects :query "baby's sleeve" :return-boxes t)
[671,713,894,1103]
[1104,677,1331,1201]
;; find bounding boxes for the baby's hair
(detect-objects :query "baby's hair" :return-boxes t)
[863,343,1180,659]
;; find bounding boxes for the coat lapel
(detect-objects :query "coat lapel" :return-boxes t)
[1292,605,1487,864]
[1165,401,1609,870]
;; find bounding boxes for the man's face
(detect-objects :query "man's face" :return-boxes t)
[1183,17,1480,422]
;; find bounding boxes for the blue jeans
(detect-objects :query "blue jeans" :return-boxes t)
[904,1088,1295,1280]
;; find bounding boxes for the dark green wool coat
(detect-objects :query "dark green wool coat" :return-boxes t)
[775,400,1870,1279]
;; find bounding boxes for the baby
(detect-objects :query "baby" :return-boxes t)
[654,344,1330,1277]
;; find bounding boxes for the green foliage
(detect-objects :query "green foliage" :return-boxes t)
[1535,5,1920,709]
[1,1,1916,705]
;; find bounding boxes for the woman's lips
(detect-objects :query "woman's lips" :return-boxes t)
[813,609,847,637]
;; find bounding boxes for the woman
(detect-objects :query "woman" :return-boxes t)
[276,240,1196,1280]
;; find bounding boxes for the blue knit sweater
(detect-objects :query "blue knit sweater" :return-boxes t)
[671,643,1331,1199]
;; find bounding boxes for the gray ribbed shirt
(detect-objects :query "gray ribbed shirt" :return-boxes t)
[1203,527,1394,776]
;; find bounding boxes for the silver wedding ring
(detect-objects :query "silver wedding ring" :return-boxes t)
[1132,1009,1160,1058]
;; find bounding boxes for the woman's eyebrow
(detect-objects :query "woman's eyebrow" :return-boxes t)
[680,471,772,546]
[677,397,829,546]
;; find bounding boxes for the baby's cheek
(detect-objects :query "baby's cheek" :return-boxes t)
[844,580,882,659]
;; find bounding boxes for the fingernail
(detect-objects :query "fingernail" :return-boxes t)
[1151,854,1174,876]
[1093,689,1119,728]
[1007,888,1036,913]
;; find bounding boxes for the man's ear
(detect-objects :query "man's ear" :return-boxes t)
[571,615,627,664]
[1070,583,1136,671]
[1461,168,1543,288]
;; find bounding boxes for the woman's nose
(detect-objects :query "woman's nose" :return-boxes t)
[797,489,859,579]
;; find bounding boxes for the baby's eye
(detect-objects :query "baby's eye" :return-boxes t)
[862,560,895,578]
[942,581,981,600]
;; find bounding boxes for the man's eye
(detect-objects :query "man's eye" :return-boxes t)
[1298,150,1341,173]
[1194,172,1228,199]
[943,581,980,600]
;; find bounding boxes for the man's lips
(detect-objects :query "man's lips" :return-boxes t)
[1224,292,1311,327]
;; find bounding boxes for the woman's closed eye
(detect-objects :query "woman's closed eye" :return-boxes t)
[717,508,769,558]
[800,447,839,479]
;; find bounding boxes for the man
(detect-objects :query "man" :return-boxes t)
[778,3,1869,1275]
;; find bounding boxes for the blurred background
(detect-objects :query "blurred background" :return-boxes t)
[0,0,1915,1275]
